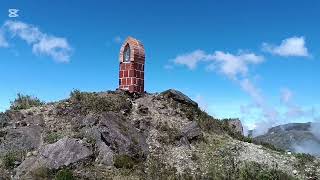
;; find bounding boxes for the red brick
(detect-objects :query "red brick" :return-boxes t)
[129,70,134,77]
[129,85,134,92]
[124,70,128,77]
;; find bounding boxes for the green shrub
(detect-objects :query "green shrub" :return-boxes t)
[1,151,24,169]
[114,154,136,169]
[10,93,44,110]
[55,168,74,180]
[44,132,62,144]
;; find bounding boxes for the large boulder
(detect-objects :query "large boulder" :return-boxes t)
[14,137,93,179]
[98,112,148,160]
[161,89,198,107]
[0,125,42,155]
[40,137,93,169]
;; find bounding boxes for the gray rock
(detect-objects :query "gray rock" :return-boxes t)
[15,137,93,179]
[98,112,148,159]
[40,137,92,169]
[96,142,114,166]
[182,121,203,141]
[161,89,198,107]
[226,119,244,135]
[0,125,42,155]
[23,114,45,127]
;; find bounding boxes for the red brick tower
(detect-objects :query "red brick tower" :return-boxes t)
[119,37,145,93]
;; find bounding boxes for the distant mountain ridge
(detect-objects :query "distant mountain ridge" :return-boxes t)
[254,122,320,156]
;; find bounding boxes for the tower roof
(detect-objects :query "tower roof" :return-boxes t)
[119,37,145,63]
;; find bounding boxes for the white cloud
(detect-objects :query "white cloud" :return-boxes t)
[280,88,315,119]
[0,30,8,47]
[2,20,72,62]
[172,50,264,78]
[262,36,309,57]
[212,51,264,78]
[32,36,71,63]
[172,50,207,69]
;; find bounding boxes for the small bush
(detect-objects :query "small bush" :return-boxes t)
[55,168,74,180]
[114,154,136,169]
[294,153,315,169]
[30,167,53,180]
[10,93,44,110]
[44,132,62,144]
[1,151,24,169]
[0,113,9,128]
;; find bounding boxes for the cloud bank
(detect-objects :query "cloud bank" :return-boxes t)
[1,20,72,62]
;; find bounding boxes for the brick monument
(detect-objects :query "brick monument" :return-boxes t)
[119,37,145,93]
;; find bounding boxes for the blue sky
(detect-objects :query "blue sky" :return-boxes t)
[0,0,319,133]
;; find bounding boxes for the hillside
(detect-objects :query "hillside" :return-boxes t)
[0,89,319,179]
[254,123,320,156]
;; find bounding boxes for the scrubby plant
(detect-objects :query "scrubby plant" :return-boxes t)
[114,154,136,169]
[0,113,9,128]
[294,153,315,170]
[68,90,131,114]
[44,132,62,144]
[156,121,181,144]
[239,161,297,180]
[1,150,25,169]
[30,167,53,180]
[55,168,74,180]
[10,93,44,110]
[147,155,178,179]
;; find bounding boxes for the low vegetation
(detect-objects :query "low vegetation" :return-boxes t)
[1,150,25,169]
[68,90,131,114]
[114,154,136,169]
[10,93,44,110]
[30,167,52,180]
[55,168,74,180]
[238,161,297,180]
[294,153,316,170]
[44,132,62,144]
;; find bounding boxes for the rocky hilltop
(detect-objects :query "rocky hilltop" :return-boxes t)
[0,89,319,179]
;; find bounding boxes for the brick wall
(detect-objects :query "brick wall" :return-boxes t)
[119,37,145,93]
